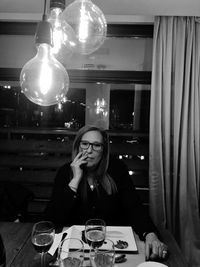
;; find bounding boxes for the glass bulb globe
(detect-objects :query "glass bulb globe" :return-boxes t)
[48,7,77,63]
[61,0,107,55]
[20,43,69,106]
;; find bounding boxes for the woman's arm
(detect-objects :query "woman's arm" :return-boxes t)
[110,158,168,260]
[109,157,156,238]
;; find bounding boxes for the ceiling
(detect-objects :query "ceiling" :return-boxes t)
[0,0,200,23]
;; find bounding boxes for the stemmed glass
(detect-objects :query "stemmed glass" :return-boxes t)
[31,221,55,267]
[85,219,106,250]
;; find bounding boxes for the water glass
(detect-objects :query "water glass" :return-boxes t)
[58,238,84,267]
[90,239,115,267]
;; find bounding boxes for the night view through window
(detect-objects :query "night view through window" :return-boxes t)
[0,85,150,132]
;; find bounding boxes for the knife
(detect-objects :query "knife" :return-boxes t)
[56,232,68,254]
[49,232,68,266]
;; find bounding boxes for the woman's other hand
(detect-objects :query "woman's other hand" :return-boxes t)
[145,232,168,261]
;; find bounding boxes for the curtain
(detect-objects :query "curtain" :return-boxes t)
[149,16,200,266]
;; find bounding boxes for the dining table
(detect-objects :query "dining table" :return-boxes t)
[0,221,188,267]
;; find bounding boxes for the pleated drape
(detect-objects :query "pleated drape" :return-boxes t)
[149,16,200,266]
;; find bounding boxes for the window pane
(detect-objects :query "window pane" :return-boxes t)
[109,84,150,132]
[0,35,152,71]
[0,83,150,131]
[65,37,153,71]
[0,86,85,129]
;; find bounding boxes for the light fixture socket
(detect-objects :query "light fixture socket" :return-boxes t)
[50,0,65,10]
[35,20,53,46]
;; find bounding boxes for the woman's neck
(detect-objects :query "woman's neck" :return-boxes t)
[87,175,98,191]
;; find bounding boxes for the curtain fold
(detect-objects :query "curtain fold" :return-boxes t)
[149,16,200,266]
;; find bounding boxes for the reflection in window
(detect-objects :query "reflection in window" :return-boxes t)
[0,84,150,132]
[110,90,134,130]
[0,86,85,129]
[109,86,150,132]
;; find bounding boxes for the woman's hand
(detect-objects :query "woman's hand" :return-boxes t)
[70,151,88,184]
[145,232,168,261]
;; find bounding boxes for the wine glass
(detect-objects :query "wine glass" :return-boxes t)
[31,221,55,267]
[85,219,106,250]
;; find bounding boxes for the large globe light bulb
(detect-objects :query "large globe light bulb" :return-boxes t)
[20,21,69,106]
[61,0,107,55]
[48,0,77,63]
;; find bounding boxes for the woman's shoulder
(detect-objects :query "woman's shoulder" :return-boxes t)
[55,162,71,183]
[108,156,133,188]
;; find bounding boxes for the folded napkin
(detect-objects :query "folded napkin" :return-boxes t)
[48,226,73,256]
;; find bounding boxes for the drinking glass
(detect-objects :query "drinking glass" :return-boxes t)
[58,238,84,267]
[31,221,55,267]
[85,219,106,249]
[90,239,115,267]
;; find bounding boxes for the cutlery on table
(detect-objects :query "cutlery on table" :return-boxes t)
[49,232,68,266]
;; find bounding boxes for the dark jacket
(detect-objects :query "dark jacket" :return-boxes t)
[0,181,33,221]
[45,157,156,239]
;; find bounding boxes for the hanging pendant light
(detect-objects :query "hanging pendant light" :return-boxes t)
[48,0,77,63]
[20,0,69,106]
[61,0,107,55]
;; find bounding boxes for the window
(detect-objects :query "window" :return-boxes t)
[0,23,153,132]
[0,86,85,128]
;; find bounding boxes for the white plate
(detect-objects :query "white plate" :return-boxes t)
[137,262,168,267]
[69,225,138,253]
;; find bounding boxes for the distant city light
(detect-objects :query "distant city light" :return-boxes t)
[57,103,62,110]
[137,155,145,160]
[3,85,11,89]
[94,98,108,116]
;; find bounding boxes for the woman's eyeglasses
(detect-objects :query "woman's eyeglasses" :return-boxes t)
[80,141,103,152]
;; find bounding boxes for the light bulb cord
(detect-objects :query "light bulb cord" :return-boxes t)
[35,0,53,46]
[42,0,48,21]
[50,0,65,10]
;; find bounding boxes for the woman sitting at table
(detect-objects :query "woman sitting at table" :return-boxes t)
[45,125,168,261]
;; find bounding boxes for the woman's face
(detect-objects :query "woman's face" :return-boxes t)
[79,130,103,169]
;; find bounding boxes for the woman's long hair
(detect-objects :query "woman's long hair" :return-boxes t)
[71,125,117,201]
